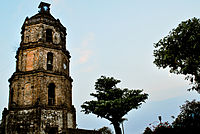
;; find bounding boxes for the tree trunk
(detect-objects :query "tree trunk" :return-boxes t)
[112,122,122,134]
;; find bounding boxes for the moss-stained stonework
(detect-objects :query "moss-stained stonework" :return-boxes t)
[1,2,100,134]
[5,107,76,134]
[9,72,72,108]
[23,24,61,45]
[16,47,69,73]
[1,2,77,134]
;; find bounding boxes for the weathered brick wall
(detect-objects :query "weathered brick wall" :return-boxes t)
[40,109,63,133]
[6,109,39,134]
[9,73,72,108]
[5,108,76,134]
[17,47,69,74]
[23,24,62,45]
[3,2,79,133]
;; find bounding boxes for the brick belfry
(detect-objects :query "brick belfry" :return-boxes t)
[0,2,84,134]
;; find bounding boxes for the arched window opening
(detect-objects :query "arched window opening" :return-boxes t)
[46,29,52,42]
[47,52,53,71]
[48,83,55,106]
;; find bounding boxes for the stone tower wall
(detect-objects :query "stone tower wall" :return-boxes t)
[3,2,77,133]
[0,1,100,133]
[16,47,69,74]
[9,73,72,108]
[5,107,76,134]
[23,24,61,45]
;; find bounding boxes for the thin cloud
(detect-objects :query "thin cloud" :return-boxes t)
[79,50,92,64]
[81,64,96,73]
[81,33,95,47]
[78,33,95,64]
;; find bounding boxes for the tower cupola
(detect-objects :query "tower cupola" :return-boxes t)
[38,2,51,14]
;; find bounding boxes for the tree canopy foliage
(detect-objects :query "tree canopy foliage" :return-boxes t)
[172,100,200,129]
[81,76,148,134]
[143,100,200,134]
[153,17,200,91]
[98,126,113,134]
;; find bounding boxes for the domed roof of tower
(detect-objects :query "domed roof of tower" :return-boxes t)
[21,2,66,32]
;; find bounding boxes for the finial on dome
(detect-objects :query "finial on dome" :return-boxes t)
[38,2,51,14]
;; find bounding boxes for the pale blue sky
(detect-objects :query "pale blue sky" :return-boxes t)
[0,0,200,134]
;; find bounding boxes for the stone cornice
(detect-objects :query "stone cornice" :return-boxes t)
[8,105,76,112]
[8,70,73,83]
[16,42,71,59]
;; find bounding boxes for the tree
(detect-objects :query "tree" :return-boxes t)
[172,100,200,130]
[98,126,114,134]
[143,120,172,134]
[143,127,153,134]
[143,100,200,134]
[153,17,200,92]
[81,76,148,134]
[152,122,172,134]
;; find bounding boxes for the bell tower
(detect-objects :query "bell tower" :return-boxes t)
[4,2,76,133]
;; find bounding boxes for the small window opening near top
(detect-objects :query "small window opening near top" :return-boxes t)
[46,29,53,42]
[43,6,48,11]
